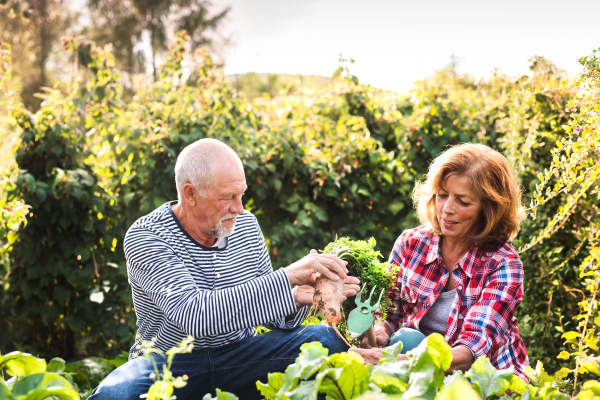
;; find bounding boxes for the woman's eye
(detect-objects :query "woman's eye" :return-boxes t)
[437,193,448,198]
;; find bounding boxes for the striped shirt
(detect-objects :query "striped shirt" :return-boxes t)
[124,202,309,358]
[385,225,529,380]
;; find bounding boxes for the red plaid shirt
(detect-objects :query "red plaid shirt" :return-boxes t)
[384,225,529,380]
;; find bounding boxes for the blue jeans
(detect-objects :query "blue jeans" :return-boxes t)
[388,327,427,354]
[88,325,348,400]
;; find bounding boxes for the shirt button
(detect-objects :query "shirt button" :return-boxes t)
[213,253,217,259]
[216,273,221,278]
[458,286,463,290]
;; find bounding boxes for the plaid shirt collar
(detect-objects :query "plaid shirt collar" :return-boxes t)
[424,232,494,279]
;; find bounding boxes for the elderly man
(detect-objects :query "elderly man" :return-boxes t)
[90,139,359,400]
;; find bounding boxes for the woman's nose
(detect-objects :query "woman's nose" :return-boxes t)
[443,199,455,214]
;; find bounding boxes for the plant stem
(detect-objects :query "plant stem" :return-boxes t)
[573,279,600,397]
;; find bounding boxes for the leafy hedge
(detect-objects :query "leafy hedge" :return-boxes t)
[0,32,597,389]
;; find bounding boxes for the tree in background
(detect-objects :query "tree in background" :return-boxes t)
[0,0,74,110]
[85,0,229,80]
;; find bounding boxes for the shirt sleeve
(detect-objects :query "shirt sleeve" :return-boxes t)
[125,226,299,337]
[383,234,406,333]
[253,222,310,329]
[452,255,524,359]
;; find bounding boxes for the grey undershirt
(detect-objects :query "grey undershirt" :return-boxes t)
[419,289,456,336]
[418,288,476,360]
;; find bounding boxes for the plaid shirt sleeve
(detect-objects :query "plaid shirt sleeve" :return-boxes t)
[452,254,524,359]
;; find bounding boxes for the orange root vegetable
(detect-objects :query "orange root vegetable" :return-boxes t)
[313,273,345,326]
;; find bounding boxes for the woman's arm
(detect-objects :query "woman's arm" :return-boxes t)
[448,346,474,373]
[350,342,474,373]
[453,256,524,359]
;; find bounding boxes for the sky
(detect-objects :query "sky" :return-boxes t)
[219,0,600,92]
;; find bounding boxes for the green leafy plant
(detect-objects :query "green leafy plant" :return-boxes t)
[135,335,194,400]
[0,351,80,399]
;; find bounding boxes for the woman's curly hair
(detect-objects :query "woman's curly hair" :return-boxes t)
[413,143,526,251]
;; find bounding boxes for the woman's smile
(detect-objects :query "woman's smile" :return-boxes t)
[436,174,482,241]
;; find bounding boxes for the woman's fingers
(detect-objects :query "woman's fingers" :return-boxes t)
[344,276,360,285]
[360,335,372,349]
[311,256,347,281]
[314,254,348,274]
[343,285,360,299]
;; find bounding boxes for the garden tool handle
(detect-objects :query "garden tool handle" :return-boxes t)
[365,325,377,347]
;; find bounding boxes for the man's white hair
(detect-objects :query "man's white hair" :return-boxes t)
[175,138,244,200]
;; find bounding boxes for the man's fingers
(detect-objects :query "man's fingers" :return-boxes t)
[344,276,360,285]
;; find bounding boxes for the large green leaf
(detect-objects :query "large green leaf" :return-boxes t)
[435,375,480,400]
[369,362,409,395]
[379,341,403,364]
[0,353,47,377]
[202,388,239,400]
[316,357,370,400]
[256,341,329,398]
[402,333,452,400]
[466,356,514,400]
[0,381,13,400]
[46,358,66,374]
[256,372,284,400]
[10,372,79,400]
[283,380,318,400]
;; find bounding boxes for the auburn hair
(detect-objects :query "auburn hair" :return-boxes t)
[413,143,526,251]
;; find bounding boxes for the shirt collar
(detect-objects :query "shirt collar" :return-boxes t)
[426,234,490,278]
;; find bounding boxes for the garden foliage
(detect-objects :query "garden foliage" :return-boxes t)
[1,30,600,396]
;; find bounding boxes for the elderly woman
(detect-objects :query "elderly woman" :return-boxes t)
[351,143,529,380]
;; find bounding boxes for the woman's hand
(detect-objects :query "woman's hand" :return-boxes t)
[284,250,348,287]
[360,321,392,349]
[349,346,383,365]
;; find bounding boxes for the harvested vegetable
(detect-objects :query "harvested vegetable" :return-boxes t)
[300,237,398,345]
[313,272,345,326]
[321,237,399,323]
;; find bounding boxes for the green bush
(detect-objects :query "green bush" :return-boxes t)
[0,31,594,380]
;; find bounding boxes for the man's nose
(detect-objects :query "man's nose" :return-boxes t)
[231,196,244,214]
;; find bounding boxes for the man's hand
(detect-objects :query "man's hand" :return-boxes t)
[292,276,361,310]
[360,321,392,349]
[284,250,348,287]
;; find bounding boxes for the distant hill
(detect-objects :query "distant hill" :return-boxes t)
[226,73,332,99]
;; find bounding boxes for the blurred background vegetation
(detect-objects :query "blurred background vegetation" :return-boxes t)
[1,0,600,388]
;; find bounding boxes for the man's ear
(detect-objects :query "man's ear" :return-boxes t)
[183,184,196,206]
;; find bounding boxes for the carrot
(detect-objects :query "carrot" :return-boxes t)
[313,272,344,326]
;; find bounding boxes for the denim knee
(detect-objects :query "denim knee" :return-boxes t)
[298,324,349,355]
[88,357,153,400]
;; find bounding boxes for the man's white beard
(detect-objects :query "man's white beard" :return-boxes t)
[209,213,238,238]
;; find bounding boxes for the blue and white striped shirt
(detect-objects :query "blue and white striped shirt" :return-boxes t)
[124,202,309,358]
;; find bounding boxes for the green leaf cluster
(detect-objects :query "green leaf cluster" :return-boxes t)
[322,237,399,321]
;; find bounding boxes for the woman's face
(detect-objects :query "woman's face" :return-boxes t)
[435,174,483,241]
